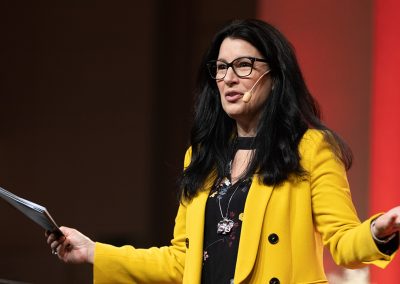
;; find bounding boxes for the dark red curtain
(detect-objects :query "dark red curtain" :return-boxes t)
[257,0,399,281]
[370,0,400,282]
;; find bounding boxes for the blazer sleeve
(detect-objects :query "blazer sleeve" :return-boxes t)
[304,130,397,269]
[93,204,186,284]
[92,148,192,284]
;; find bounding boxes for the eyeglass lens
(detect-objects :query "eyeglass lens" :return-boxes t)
[209,57,254,79]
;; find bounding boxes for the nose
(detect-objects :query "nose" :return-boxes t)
[223,66,239,83]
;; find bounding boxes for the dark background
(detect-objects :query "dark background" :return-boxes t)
[0,0,373,283]
[0,1,255,283]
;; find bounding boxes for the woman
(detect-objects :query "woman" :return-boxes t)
[47,19,400,284]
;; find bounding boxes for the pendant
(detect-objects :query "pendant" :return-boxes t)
[217,218,234,235]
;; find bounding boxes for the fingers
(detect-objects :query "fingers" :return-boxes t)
[50,239,61,251]
[45,226,94,263]
[394,215,400,229]
[374,211,400,238]
[386,214,397,227]
[54,240,71,254]
[59,226,70,235]
[46,231,66,255]
[46,232,65,245]
[386,213,400,229]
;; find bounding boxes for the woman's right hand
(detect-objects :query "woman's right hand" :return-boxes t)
[46,226,95,264]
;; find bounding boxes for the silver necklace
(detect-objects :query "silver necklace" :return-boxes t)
[216,178,240,235]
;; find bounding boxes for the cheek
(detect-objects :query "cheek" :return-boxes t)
[256,84,272,101]
[255,90,270,104]
[216,80,224,92]
[248,86,271,110]
[217,82,226,102]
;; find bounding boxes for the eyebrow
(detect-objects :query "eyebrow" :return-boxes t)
[216,56,258,62]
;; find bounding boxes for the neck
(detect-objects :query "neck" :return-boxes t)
[235,115,260,137]
[235,136,256,150]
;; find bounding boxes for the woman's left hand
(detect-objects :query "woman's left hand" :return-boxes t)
[372,206,400,239]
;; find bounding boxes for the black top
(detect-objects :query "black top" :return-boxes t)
[201,177,252,284]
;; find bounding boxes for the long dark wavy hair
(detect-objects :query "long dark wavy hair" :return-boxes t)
[179,19,352,201]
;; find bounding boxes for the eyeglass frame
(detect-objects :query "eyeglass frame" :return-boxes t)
[206,56,268,80]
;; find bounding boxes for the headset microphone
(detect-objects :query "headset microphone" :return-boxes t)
[242,69,271,103]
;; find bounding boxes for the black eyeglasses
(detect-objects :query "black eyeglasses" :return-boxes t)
[206,56,268,80]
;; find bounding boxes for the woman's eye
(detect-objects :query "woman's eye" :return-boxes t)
[217,64,228,70]
[237,62,252,68]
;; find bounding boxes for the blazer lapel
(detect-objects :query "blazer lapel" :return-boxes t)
[234,176,274,283]
[186,188,210,284]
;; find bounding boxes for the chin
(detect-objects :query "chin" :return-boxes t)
[225,110,246,121]
[222,103,245,116]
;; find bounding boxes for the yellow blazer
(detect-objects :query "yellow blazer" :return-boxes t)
[93,130,395,284]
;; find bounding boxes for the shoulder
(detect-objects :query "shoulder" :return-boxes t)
[299,129,325,152]
[299,129,338,169]
[299,129,346,175]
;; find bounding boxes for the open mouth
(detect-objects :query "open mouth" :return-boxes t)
[225,91,243,102]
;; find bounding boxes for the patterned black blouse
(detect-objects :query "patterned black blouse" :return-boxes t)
[201,176,252,284]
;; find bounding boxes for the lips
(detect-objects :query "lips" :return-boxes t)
[225,91,243,102]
